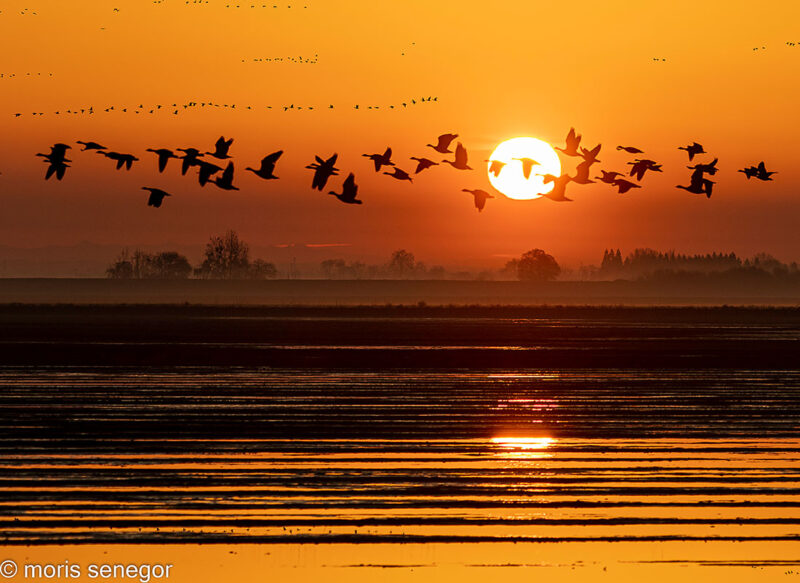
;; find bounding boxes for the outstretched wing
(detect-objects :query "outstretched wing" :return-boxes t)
[455,143,468,166]
[222,162,235,182]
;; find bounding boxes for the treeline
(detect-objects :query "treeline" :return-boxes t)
[320,249,561,281]
[320,250,447,280]
[597,248,800,281]
[107,230,277,280]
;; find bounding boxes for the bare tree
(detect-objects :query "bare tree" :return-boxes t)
[196,230,251,279]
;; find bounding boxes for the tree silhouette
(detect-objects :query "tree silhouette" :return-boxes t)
[387,250,417,279]
[516,249,561,281]
[106,249,191,279]
[197,230,251,279]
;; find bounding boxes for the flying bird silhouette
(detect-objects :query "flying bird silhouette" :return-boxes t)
[427,133,458,154]
[36,144,72,180]
[611,178,641,194]
[555,128,581,157]
[142,187,171,208]
[212,162,239,190]
[101,151,138,170]
[487,159,506,177]
[146,148,178,173]
[76,141,106,151]
[628,158,663,181]
[541,174,573,202]
[383,167,413,182]
[462,189,493,212]
[571,160,595,184]
[246,150,283,180]
[616,146,643,154]
[329,173,362,204]
[362,147,394,172]
[512,157,539,179]
[207,136,234,159]
[410,156,438,174]
[442,142,472,170]
[679,142,705,161]
[306,154,340,190]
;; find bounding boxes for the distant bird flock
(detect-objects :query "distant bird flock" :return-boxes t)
[31,127,777,213]
[11,97,438,119]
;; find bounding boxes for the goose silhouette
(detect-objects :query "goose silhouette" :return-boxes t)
[462,189,493,212]
[442,142,472,170]
[246,150,283,180]
[329,173,362,204]
[427,133,458,154]
[410,157,438,174]
[142,187,171,208]
[555,128,581,157]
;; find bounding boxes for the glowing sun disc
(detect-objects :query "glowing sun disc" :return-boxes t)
[488,137,561,200]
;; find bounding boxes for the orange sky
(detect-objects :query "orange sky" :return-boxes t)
[1,0,799,269]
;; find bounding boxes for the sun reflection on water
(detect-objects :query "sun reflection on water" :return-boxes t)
[490,437,556,458]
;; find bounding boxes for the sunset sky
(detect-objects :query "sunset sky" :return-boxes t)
[1,0,799,270]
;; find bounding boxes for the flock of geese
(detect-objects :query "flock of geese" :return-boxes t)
[12,97,438,118]
[33,129,777,212]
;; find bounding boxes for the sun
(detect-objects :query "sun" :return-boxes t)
[487,137,561,200]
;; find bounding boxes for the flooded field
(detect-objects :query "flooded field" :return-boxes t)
[1,306,799,580]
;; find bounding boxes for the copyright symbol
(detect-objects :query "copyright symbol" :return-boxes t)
[0,560,17,578]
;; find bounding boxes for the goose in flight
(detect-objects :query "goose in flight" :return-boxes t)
[628,158,662,181]
[329,173,362,204]
[101,151,138,170]
[362,147,394,172]
[555,127,581,157]
[512,157,539,179]
[146,148,178,173]
[212,162,239,190]
[383,167,413,182]
[306,154,340,190]
[142,187,171,208]
[678,142,705,161]
[462,189,493,212]
[410,156,438,173]
[541,174,573,201]
[616,145,643,154]
[246,150,283,180]
[487,159,506,177]
[442,142,472,170]
[427,133,458,154]
[207,136,234,159]
[571,159,595,184]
